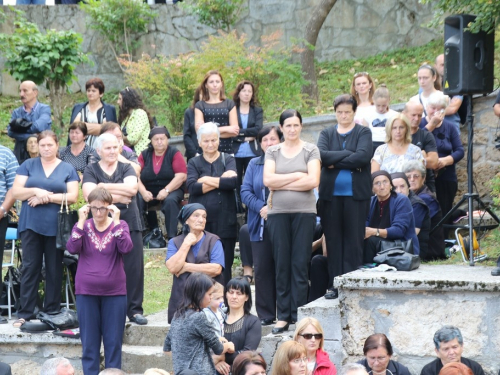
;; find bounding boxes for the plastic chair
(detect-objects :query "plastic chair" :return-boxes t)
[1,228,18,319]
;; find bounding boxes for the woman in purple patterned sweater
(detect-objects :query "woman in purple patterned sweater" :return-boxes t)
[66,186,133,375]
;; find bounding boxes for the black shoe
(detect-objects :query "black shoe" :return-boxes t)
[261,319,275,326]
[0,316,7,324]
[491,267,500,276]
[272,322,290,334]
[130,314,148,325]
[324,288,338,300]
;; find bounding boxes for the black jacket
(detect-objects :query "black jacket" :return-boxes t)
[317,124,373,201]
[183,107,199,160]
[232,106,264,156]
[420,357,485,375]
[359,358,411,375]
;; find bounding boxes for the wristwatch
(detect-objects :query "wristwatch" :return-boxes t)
[376,228,380,237]
[165,188,170,194]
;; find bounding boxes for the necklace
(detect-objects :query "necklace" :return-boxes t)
[153,153,164,166]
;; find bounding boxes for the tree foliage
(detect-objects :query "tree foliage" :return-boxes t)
[120,31,307,133]
[80,0,157,71]
[0,7,90,129]
[180,0,245,32]
[420,0,500,33]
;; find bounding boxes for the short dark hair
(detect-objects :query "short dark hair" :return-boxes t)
[100,122,122,135]
[433,326,463,350]
[224,276,252,315]
[232,80,258,107]
[334,94,358,112]
[85,78,105,94]
[37,130,59,145]
[69,121,88,136]
[257,125,283,144]
[363,333,393,356]
[232,351,267,375]
[279,109,302,126]
[175,273,215,319]
[87,187,113,205]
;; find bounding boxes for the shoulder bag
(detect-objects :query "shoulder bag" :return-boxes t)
[56,193,79,251]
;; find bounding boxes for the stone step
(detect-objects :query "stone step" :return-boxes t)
[122,344,172,374]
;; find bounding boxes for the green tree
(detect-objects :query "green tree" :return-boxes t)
[80,0,157,71]
[181,0,245,32]
[0,8,90,129]
[420,0,500,33]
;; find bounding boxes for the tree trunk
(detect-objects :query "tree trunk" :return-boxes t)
[301,0,338,103]
[48,80,66,129]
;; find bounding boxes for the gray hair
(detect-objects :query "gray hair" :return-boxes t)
[94,133,118,152]
[99,369,127,375]
[341,363,369,375]
[402,160,426,178]
[40,357,72,375]
[433,325,464,350]
[197,122,220,142]
[427,91,450,110]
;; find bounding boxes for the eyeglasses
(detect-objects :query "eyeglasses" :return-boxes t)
[89,206,109,213]
[406,174,422,180]
[354,71,370,78]
[373,180,390,187]
[291,357,308,364]
[299,333,323,340]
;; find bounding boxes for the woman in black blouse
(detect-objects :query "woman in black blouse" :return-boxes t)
[213,277,261,375]
[317,94,372,300]
[59,121,94,176]
[194,70,239,154]
[186,122,238,284]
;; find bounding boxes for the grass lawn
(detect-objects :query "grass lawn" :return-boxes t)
[1,35,500,315]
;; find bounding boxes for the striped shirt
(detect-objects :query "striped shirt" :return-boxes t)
[0,146,19,203]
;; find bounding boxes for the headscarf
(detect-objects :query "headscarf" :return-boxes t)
[177,203,206,234]
[148,126,170,140]
[371,170,392,186]
[390,172,410,188]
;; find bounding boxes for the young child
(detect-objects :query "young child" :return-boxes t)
[203,282,226,338]
[363,84,398,152]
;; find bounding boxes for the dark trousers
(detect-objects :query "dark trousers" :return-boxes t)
[0,218,8,269]
[137,189,184,238]
[235,157,254,187]
[220,237,236,285]
[267,213,316,322]
[251,231,276,320]
[239,224,253,267]
[124,231,144,318]
[18,230,62,319]
[435,178,458,226]
[319,197,369,285]
[0,363,11,375]
[76,294,127,375]
[363,236,384,263]
[309,255,329,302]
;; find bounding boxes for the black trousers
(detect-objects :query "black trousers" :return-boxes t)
[251,231,276,320]
[220,237,236,285]
[137,189,184,238]
[319,197,369,286]
[239,224,253,267]
[124,231,144,318]
[18,230,63,319]
[435,178,458,226]
[235,157,255,187]
[268,212,316,322]
[363,236,384,264]
[309,255,329,302]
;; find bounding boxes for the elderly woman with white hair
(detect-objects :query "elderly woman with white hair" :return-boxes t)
[82,133,148,326]
[420,91,464,224]
[186,122,238,284]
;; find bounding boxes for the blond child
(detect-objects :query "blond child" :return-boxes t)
[203,282,226,338]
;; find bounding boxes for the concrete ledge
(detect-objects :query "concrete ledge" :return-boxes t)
[122,345,171,374]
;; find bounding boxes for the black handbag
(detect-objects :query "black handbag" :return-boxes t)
[221,153,245,213]
[56,193,79,251]
[37,308,79,330]
[378,239,414,254]
[143,227,167,248]
[373,248,421,271]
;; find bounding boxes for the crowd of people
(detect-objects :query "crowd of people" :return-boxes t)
[0,52,498,374]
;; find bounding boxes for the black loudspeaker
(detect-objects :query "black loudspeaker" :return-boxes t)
[443,14,495,95]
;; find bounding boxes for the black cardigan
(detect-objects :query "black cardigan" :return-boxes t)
[232,106,264,155]
[317,124,373,201]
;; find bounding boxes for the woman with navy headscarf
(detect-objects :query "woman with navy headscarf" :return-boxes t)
[165,203,225,323]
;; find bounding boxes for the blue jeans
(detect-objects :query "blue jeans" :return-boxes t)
[16,0,45,3]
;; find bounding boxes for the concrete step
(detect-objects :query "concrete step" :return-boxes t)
[122,344,172,374]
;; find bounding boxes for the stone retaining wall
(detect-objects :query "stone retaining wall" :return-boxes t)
[0,0,439,95]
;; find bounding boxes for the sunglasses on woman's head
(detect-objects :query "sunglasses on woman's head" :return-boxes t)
[354,72,370,78]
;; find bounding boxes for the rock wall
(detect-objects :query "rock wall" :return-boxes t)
[0,0,439,95]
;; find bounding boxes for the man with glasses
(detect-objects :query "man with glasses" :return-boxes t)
[403,101,438,192]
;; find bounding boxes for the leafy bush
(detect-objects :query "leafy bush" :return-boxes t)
[120,31,308,133]
[180,0,245,32]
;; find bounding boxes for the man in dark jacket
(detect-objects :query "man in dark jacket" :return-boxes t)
[420,326,485,375]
